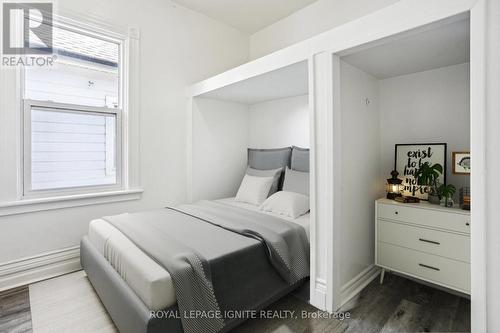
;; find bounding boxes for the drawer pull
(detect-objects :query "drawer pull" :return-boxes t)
[419,263,440,271]
[419,238,440,245]
[394,211,399,215]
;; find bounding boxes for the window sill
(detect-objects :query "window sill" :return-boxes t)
[0,189,143,217]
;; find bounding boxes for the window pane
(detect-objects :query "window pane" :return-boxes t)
[31,108,117,191]
[25,22,120,108]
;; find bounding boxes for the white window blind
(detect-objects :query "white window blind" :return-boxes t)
[30,108,117,191]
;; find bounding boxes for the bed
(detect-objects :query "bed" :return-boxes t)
[87,197,310,312]
[81,199,310,333]
[81,147,311,333]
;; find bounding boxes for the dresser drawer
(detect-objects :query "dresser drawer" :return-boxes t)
[377,242,470,293]
[378,219,470,262]
[377,203,470,234]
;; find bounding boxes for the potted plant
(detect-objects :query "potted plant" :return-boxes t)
[438,184,456,207]
[414,162,443,204]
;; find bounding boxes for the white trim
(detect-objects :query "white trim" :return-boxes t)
[23,99,122,115]
[16,66,24,200]
[470,0,487,331]
[187,55,308,98]
[14,12,142,202]
[21,14,127,199]
[308,51,329,311]
[121,36,131,189]
[0,246,81,292]
[340,265,381,308]
[329,54,342,312]
[51,8,131,41]
[312,278,327,310]
[22,100,123,199]
[0,188,143,216]
[122,26,141,190]
[307,55,319,309]
[186,96,194,203]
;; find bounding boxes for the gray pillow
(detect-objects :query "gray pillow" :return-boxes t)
[291,146,309,172]
[246,167,283,197]
[283,167,309,196]
[248,147,291,171]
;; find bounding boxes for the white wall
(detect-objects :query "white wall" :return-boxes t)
[191,94,310,201]
[0,0,249,266]
[379,63,470,200]
[249,0,400,59]
[248,95,309,149]
[192,98,249,201]
[338,62,470,287]
[339,61,382,286]
[485,0,500,330]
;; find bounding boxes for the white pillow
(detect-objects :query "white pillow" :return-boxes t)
[259,191,310,219]
[235,174,275,205]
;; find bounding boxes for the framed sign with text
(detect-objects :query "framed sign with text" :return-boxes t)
[394,143,447,199]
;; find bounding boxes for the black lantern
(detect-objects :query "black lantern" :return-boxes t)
[386,170,403,200]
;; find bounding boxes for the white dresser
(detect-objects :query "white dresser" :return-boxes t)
[375,198,471,294]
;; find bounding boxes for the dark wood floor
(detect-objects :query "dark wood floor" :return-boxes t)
[340,273,470,333]
[0,287,32,333]
[0,273,469,333]
[234,273,470,333]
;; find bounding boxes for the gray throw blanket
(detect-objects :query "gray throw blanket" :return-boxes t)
[103,200,309,333]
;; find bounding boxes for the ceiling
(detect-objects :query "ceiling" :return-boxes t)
[341,18,470,79]
[200,61,308,104]
[171,0,318,34]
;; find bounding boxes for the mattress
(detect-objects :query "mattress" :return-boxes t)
[88,219,176,310]
[88,198,310,311]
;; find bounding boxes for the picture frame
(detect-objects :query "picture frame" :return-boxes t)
[452,151,471,174]
[394,143,447,200]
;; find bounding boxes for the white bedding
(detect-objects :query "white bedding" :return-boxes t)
[216,197,310,240]
[88,198,310,311]
[88,219,177,310]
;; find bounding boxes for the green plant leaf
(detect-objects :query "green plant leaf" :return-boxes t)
[433,163,443,174]
[438,183,456,198]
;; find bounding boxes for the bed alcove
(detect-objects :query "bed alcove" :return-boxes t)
[332,14,471,310]
[187,2,486,328]
[187,60,310,202]
[186,59,315,301]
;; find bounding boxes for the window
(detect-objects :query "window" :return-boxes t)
[23,18,124,197]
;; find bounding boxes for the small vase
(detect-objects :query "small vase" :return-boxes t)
[445,198,454,208]
[428,194,441,204]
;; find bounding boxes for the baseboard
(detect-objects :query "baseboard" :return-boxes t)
[0,246,81,291]
[340,265,380,309]
[310,278,327,310]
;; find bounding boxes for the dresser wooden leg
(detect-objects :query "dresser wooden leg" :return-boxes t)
[380,269,385,284]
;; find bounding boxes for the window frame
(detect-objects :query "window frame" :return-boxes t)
[23,99,123,198]
[21,17,127,199]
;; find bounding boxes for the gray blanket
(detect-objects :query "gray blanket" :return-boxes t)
[103,200,309,333]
